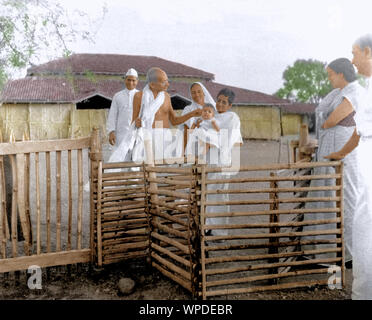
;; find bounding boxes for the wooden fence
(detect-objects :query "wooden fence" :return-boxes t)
[0,127,344,299]
[198,161,344,299]
[92,156,344,299]
[0,131,95,272]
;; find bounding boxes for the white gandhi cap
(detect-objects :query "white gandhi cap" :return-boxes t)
[125,68,138,78]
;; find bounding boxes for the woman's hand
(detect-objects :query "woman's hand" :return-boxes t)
[324,152,345,160]
[109,131,116,146]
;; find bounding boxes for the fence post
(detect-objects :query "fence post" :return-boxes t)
[142,162,153,266]
[268,172,279,283]
[198,164,207,300]
[191,164,202,299]
[89,127,102,264]
[335,162,345,288]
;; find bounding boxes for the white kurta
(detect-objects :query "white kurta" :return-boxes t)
[352,77,372,300]
[303,82,361,263]
[106,88,139,162]
[205,111,243,236]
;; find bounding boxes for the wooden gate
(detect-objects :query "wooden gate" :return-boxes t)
[0,133,95,272]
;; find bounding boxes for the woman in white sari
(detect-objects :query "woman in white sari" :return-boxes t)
[304,58,362,265]
[181,82,216,152]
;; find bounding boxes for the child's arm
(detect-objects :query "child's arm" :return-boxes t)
[211,119,220,132]
[195,118,202,128]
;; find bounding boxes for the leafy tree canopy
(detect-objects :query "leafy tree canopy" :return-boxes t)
[275,59,332,104]
[0,0,106,88]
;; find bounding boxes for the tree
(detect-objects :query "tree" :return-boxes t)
[275,59,332,104]
[0,0,106,89]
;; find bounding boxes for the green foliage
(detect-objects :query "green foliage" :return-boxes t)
[0,0,107,89]
[276,59,332,104]
[84,70,98,83]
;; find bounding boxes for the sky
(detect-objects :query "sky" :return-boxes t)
[46,0,372,95]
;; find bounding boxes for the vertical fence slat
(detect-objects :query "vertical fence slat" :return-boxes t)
[9,154,18,257]
[77,149,83,250]
[0,155,7,258]
[23,132,32,254]
[45,151,51,253]
[16,154,31,255]
[56,151,62,252]
[67,150,72,251]
[268,172,279,281]
[24,151,32,252]
[200,165,207,300]
[97,161,103,266]
[89,127,102,264]
[35,152,41,255]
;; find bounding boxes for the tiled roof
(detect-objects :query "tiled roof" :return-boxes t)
[279,102,317,114]
[1,77,314,114]
[27,54,215,81]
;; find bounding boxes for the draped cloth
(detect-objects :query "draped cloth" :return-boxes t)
[205,111,243,236]
[352,77,372,300]
[131,85,165,163]
[303,81,361,263]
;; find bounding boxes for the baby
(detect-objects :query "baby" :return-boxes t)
[186,103,220,160]
[191,103,220,132]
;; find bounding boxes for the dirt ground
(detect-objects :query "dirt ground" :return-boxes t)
[0,137,352,300]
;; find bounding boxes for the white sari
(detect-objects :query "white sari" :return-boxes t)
[304,81,361,263]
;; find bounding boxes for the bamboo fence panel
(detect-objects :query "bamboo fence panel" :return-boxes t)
[93,159,150,266]
[199,161,345,299]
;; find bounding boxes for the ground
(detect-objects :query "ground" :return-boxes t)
[0,137,352,300]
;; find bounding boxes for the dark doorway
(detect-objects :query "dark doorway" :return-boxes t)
[171,95,191,110]
[76,95,112,110]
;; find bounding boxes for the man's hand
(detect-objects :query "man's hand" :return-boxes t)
[109,131,116,146]
[135,118,142,128]
[324,152,345,160]
[193,109,202,117]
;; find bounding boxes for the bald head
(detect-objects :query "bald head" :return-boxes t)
[146,67,165,84]
[146,67,169,93]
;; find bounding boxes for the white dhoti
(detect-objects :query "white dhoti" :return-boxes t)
[352,137,372,299]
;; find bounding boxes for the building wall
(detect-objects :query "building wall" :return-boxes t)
[0,103,306,143]
[281,114,302,136]
[70,109,108,143]
[0,103,108,142]
[232,106,281,140]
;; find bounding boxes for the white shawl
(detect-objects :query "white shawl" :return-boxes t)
[132,85,165,163]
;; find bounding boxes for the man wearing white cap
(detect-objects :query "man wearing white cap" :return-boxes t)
[106,68,139,162]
